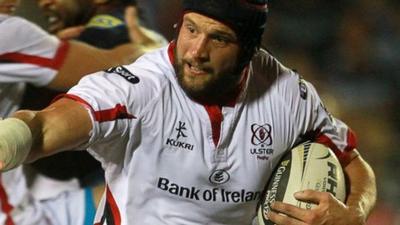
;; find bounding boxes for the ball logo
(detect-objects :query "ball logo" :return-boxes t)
[251,123,272,146]
[209,170,230,185]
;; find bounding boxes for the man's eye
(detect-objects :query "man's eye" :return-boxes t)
[214,36,227,43]
[212,36,230,47]
[185,25,196,33]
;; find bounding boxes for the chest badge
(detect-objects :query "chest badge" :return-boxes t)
[166,121,194,151]
[250,123,274,160]
[209,170,230,185]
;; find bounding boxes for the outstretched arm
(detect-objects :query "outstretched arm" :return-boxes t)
[0,98,91,170]
[46,41,138,91]
[268,150,377,225]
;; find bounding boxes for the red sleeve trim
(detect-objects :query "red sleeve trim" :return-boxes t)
[56,94,136,123]
[0,41,70,70]
[0,176,15,225]
[93,104,136,122]
[52,93,94,111]
[315,129,358,167]
[106,186,121,225]
[344,128,357,152]
[52,41,70,69]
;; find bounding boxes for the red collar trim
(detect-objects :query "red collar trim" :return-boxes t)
[167,41,176,65]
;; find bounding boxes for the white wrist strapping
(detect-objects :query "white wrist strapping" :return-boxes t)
[0,118,32,171]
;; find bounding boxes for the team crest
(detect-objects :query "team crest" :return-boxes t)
[250,123,274,160]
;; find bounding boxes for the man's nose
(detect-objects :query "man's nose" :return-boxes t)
[189,35,209,61]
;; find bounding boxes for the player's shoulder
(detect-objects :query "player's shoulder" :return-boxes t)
[79,47,172,98]
[251,49,315,106]
[0,15,51,48]
[252,49,302,90]
[1,15,40,31]
[126,45,174,84]
[0,13,8,22]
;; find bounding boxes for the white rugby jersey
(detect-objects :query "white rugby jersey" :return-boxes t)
[0,14,92,225]
[0,14,69,118]
[67,43,356,225]
[0,167,94,225]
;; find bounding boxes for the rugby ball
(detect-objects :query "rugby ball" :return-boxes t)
[257,142,346,225]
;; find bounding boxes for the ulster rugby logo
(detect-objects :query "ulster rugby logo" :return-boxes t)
[251,123,272,146]
[250,123,274,160]
[166,121,194,151]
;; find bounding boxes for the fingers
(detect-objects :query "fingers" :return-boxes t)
[271,201,308,220]
[125,6,139,28]
[125,6,146,43]
[268,192,347,225]
[267,206,308,225]
[124,6,159,47]
[294,189,325,204]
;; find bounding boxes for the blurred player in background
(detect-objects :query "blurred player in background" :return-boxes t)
[37,0,165,48]
[24,0,167,197]
[0,1,114,225]
[0,0,162,224]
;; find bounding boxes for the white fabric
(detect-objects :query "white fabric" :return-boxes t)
[0,14,61,118]
[29,173,80,200]
[0,14,88,225]
[0,167,87,225]
[68,44,355,225]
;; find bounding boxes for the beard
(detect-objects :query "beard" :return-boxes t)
[174,57,244,105]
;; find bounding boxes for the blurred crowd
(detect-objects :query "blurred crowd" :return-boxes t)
[263,1,400,224]
[16,0,399,224]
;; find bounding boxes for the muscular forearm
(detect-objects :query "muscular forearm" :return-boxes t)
[344,152,377,223]
[12,98,92,162]
[12,109,51,161]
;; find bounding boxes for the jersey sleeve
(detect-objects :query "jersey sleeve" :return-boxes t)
[65,64,161,166]
[281,73,357,166]
[0,16,69,87]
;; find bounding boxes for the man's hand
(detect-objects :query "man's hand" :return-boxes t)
[0,118,33,171]
[267,190,365,225]
[124,6,167,51]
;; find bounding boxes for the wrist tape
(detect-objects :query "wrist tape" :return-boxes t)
[0,118,32,171]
